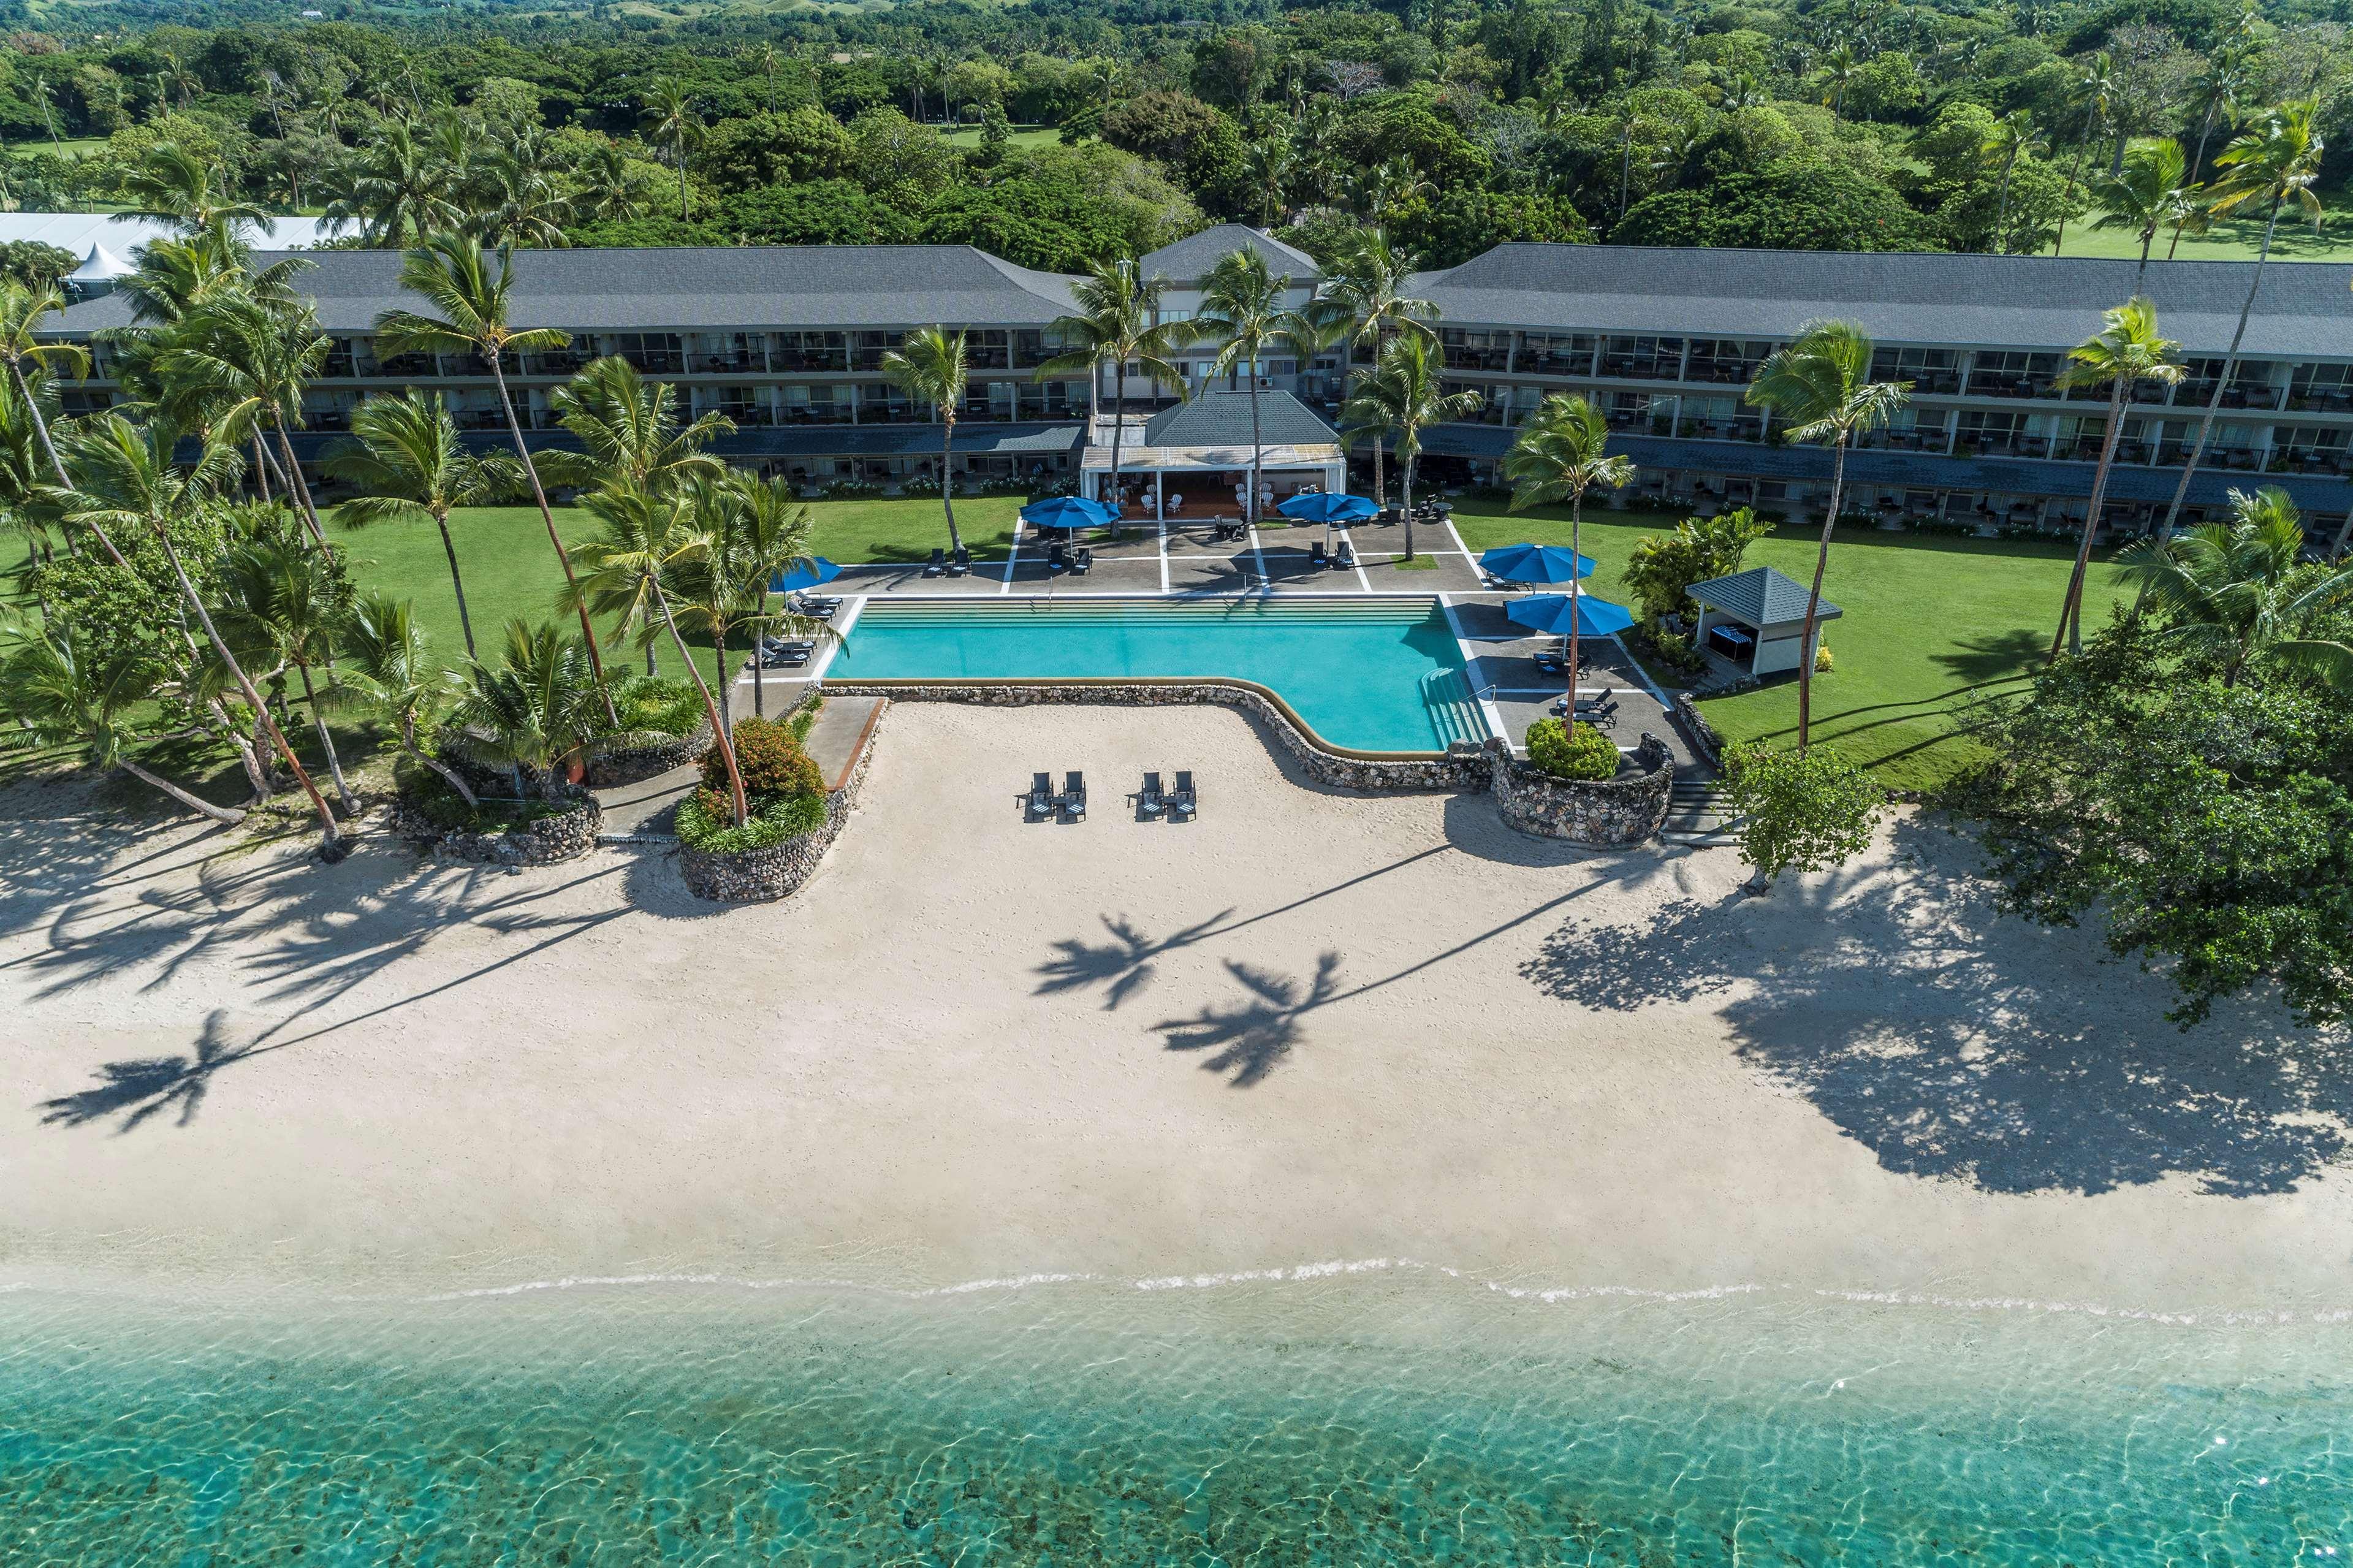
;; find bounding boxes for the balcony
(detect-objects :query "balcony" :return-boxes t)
[1684,360,1760,386]
[615,349,682,375]
[775,348,850,373]
[452,409,507,432]
[526,350,584,377]
[360,353,434,379]
[1518,351,1588,376]
[695,353,765,375]
[1450,348,1511,373]
[303,409,352,432]
[781,403,855,425]
[705,402,767,425]
[1966,375,2057,400]
[2287,387,2353,412]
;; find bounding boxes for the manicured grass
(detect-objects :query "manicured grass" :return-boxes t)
[2053,214,2353,265]
[4,135,108,158]
[937,124,1068,150]
[799,493,1022,564]
[1450,497,2131,792]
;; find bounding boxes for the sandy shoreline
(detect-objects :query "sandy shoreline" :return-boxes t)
[2,702,2347,1314]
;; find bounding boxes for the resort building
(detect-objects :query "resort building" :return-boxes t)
[42,230,2353,534]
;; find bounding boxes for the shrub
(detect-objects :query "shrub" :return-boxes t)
[1721,741,1884,892]
[676,785,828,853]
[821,478,883,499]
[1814,640,1834,674]
[610,676,704,737]
[1524,717,1620,780]
[704,715,826,799]
[1630,625,1706,680]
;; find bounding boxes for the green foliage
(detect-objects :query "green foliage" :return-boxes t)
[1525,716,1619,780]
[702,713,822,801]
[1622,508,1771,625]
[1722,740,1885,889]
[610,675,702,738]
[1611,166,1943,251]
[676,783,826,853]
[0,240,76,289]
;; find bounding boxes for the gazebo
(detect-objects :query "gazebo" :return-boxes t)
[1082,390,1344,520]
[1687,566,1841,676]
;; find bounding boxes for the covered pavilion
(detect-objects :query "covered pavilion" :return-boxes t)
[1082,390,1345,523]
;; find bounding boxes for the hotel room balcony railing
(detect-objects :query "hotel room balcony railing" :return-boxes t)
[615,350,682,375]
[2280,449,2352,474]
[775,349,851,373]
[2287,388,2353,412]
[1682,360,1762,386]
[1966,376,2058,400]
[705,404,768,425]
[1452,349,1512,372]
[695,354,765,375]
[525,350,585,376]
[358,354,435,378]
[780,405,856,425]
[968,348,1012,370]
[1517,352,1590,376]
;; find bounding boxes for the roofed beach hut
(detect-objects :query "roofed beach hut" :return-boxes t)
[1687,566,1839,677]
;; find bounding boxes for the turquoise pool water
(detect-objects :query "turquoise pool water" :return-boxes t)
[4,1277,2349,1564]
[829,598,1484,752]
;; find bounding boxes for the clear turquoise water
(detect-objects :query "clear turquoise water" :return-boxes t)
[4,1274,2349,1565]
[829,599,1484,753]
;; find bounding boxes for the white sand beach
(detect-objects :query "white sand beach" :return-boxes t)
[2,702,2347,1312]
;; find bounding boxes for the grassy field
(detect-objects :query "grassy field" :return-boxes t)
[937,124,1067,150]
[2053,213,2353,265]
[1450,498,2131,791]
[3,135,108,159]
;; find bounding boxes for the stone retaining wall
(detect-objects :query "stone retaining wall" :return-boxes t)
[1488,734,1675,847]
[1670,693,1724,769]
[393,790,603,866]
[823,680,1490,793]
[582,724,710,788]
[678,702,884,903]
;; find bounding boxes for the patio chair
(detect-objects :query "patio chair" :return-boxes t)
[1533,647,1567,675]
[1310,540,1329,568]
[759,643,810,669]
[950,545,971,576]
[923,547,946,578]
[1137,771,1165,816]
[1025,772,1055,819]
[1073,546,1093,575]
[1171,771,1197,818]
[1334,541,1356,570]
[1047,541,1070,571]
[787,593,838,618]
[1061,770,1087,820]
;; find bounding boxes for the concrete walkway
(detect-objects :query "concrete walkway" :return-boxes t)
[592,763,699,843]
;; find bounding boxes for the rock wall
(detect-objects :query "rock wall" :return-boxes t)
[582,724,711,788]
[677,702,883,903]
[822,680,1490,793]
[1487,734,1674,847]
[1670,693,1724,769]
[393,790,603,866]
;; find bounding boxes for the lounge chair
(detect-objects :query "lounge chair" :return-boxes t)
[950,544,971,576]
[1060,769,1087,820]
[1047,541,1069,572]
[923,547,946,578]
[1137,771,1165,816]
[787,593,838,618]
[1334,541,1356,570]
[1026,772,1055,819]
[1534,649,1567,675]
[1310,540,1329,568]
[1073,546,1093,576]
[1170,771,1196,818]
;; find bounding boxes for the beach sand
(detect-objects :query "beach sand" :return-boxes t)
[2,701,2347,1312]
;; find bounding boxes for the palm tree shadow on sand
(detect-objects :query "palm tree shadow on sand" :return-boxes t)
[38,1010,268,1133]
[1033,910,1236,1011]
[1519,819,2353,1198]
[1154,953,1345,1087]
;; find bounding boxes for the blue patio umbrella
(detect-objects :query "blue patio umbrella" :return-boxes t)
[1021,495,1120,533]
[769,556,842,593]
[1506,593,1636,639]
[1276,491,1379,524]
[1479,542,1596,583]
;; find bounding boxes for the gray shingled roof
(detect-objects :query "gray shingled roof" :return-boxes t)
[1141,224,1321,283]
[1690,566,1839,626]
[1410,244,2353,357]
[51,245,1081,335]
[1141,389,1336,447]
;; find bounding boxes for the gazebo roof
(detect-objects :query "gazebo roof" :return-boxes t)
[1142,390,1336,449]
[1689,565,1841,626]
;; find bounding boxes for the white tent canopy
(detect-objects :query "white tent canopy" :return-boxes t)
[65,242,135,284]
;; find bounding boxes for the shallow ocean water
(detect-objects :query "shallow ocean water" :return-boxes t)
[4,1268,2348,1566]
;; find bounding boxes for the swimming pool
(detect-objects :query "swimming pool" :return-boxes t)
[829,598,1485,753]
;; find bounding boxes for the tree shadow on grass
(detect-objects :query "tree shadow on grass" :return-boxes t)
[1519,820,2353,1198]
[1928,628,2052,685]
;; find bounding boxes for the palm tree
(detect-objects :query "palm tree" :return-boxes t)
[118,142,275,238]
[324,391,522,660]
[1337,334,1481,561]
[2118,487,2353,689]
[1320,227,1437,506]
[376,232,618,722]
[569,481,750,825]
[0,622,246,825]
[1191,248,1293,527]
[477,120,577,248]
[880,327,970,555]
[641,80,704,221]
[2157,102,2325,539]
[1502,394,1636,720]
[1817,45,1859,116]
[1986,110,2047,254]
[150,287,336,552]
[574,141,647,227]
[448,619,607,801]
[328,593,480,807]
[1741,321,1910,750]
[536,355,732,496]
[2049,297,2184,658]
[215,534,360,815]
[750,41,782,114]
[1035,259,1187,524]
[724,472,832,719]
[2088,140,2197,285]
[2051,51,2117,256]
[63,416,343,856]
[0,278,88,492]
[319,118,463,246]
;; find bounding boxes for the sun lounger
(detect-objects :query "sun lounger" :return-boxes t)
[1170,771,1196,818]
[1534,650,1567,674]
[1137,771,1165,816]
[1310,540,1329,568]
[1073,546,1093,576]
[1060,769,1086,820]
[1334,541,1356,570]
[1047,541,1069,571]
[950,544,971,576]
[1026,772,1055,819]
[923,547,946,578]
[787,593,838,618]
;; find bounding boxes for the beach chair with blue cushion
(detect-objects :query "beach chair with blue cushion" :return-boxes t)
[923,547,946,578]
[1136,771,1165,817]
[1060,770,1087,820]
[1170,771,1196,818]
[1025,772,1055,819]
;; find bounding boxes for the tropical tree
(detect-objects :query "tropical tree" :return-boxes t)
[150,287,336,550]
[536,356,732,496]
[724,471,832,719]
[1035,259,1187,526]
[1502,394,1636,718]
[569,481,750,826]
[319,118,463,247]
[2088,140,2197,284]
[2050,51,2118,256]
[2117,488,2353,690]
[1320,227,1437,506]
[0,278,88,490]
[0,619,246,824]
[1337,334,1481,561]
[214,534,359,815]
[376,233,617,722]
[118,142,274,238]
[1741,321,1910,750]
[1191,248,1309,527]
[641,79,705,221]
[324,391,522,660]
[329,593,479,807]
[2157,102,2325,539]
[879,326,970,556]
[2048,296,2183,658]
[1986,110,2048,254]
[1817,45,1860,116]
[447,618,606,800]
[63,416,342,854]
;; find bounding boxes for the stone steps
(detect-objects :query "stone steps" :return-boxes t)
[1660,776,1743,848]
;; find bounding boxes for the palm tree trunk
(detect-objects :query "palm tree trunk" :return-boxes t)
[1245,376,1262,527]
[295,662,358,814]
[490,354,620,727]
[401,715,477,808]
[940,411,962,554]
[208,695,272,802]
[676,154,689,221]
[119,758,246,824]
[655,585,746,827]
[1371,432,1386,508]
[1401,443,1415,561]
[1993,151,2018,253]
[2332,513,2352,559]
[2158,197,2279,539]
[268,412,332,554]
[1798,436,1849,753]
[2051,121,2095,256]
[1567,490,1583,720]
[251,431,273,501]
[2053,381,2130,661]
[1108,365,1125,534]
[711,626,732,734]
[433,512,479,660]
[150,523,342,857]
[10,358,72,490]
[2190,99,2220,186]
[751,633,765,718]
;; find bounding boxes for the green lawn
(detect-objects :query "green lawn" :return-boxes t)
[937,124,1068,150]
[4,135,108,159]
[1450,498,2131,792]
[2054,213,2353,265]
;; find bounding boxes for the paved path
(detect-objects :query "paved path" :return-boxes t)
[592,763,698,842]
[799,695,884,792]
